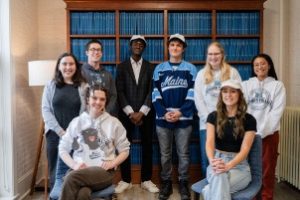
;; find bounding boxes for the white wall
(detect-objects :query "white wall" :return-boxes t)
[0,0,14,198]
[264,0,300,106]
[288,0,300,106]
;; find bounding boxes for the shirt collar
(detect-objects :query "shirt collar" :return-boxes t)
[130,57,143,66]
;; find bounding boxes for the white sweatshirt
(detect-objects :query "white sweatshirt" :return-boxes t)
[242,77,286,138]
[59,111,130,167]
[194,67,242,130]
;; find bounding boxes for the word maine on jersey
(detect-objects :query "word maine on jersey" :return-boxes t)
[161,75,188,91]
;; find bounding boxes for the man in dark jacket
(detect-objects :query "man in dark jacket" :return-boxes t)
[115,35,159,194]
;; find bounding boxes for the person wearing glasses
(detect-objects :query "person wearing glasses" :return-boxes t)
[115,35,159,194]
[194,41,242,177]
[82,39,117,116]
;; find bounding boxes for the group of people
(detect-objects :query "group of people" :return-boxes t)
[42,33,286,200]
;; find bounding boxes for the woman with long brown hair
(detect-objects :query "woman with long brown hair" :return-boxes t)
[202,79,256,200]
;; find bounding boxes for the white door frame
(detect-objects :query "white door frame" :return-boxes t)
[0,0,15,199]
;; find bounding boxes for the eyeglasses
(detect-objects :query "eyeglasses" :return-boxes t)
[207,52,222,56]
[89,48,102,52]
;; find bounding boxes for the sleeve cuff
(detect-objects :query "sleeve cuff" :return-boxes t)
[139,105,150,116]
[123,105,134,116]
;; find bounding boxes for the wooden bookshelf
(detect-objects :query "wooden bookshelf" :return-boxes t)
[63,0,267,184]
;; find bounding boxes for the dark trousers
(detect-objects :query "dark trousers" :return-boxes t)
[59,167,113,200]
[46,130,60,191]
[119,112,154,182]
[262,132,279,200]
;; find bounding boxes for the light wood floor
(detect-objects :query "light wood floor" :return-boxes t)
[28,181,300,200]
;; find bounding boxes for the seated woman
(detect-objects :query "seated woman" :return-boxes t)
[202,79,256,200]
[58,84,130,200]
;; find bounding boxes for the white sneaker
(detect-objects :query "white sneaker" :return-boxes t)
[141,180,159,193]
[115,181,132,193]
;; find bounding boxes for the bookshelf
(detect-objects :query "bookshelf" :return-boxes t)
[63,0,267,184]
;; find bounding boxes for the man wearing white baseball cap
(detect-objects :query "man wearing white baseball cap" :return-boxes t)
[152,33,197,200]
[115,35,159,194]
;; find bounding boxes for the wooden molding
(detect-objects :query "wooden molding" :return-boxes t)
[63,0,266,10]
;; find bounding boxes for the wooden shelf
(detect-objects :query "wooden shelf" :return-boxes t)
[63,0,265,184]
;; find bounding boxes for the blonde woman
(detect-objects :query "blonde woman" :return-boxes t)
[194,41,242,176]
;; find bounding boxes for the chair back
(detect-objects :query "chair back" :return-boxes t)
[192,134,262,200]
[232,134,262,199]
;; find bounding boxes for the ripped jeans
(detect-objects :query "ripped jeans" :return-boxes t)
[202,151,251,200]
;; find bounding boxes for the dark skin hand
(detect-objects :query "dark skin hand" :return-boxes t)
[129,112,144,125]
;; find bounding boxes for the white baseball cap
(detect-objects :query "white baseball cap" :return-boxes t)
[221,79,242,90]
[169,33,187,47]
[130,35,147,46]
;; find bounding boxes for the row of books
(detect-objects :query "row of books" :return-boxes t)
[70,11,259,35]
[120,12,164,35]
[233,65,253,81]
[219,39,259,61]
[184,39,212,61]
[71,12,115,35]
[132,143,200,165]
[168,12,211,35]
[217,12,260,35]
[71,39,116,62]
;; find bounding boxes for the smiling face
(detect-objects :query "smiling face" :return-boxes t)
[58,56,76,83]
[253,57,270,81]
[88,90,107,117]
[86,42,103,64]
[207,44,223,70]
[130,39,145,56]
[168,40,184,59]
[221,87,240,107]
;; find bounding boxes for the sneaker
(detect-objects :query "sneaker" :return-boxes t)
[141,180,159,193]
[114,181,132,194]
[179,180,191,200]
[159,180,173,200]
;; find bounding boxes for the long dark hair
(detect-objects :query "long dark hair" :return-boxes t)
[53,52,86,87]
[216,89,248,139]
[250,53,278,80]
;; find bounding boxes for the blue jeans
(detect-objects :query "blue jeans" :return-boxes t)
[50,157,70,200]
[200,129,209,177]
[46,130,60,191]
[202,151,251,200]
[156,125,192,181]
